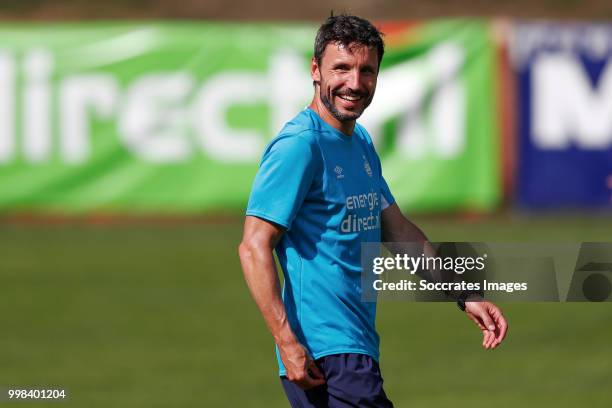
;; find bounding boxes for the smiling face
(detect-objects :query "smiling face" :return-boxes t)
[311,42,379,132]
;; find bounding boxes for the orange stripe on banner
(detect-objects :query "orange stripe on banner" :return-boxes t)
[376,21,420,47]
[492,20,517,209]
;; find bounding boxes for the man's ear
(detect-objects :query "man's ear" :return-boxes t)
[311,57,321,84]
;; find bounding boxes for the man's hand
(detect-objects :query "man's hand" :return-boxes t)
[464,299,508,349]
[279,340,325,390]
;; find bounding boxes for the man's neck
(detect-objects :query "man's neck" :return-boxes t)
[309,97,355,136]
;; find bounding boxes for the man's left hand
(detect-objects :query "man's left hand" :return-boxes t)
[464,299,508,350]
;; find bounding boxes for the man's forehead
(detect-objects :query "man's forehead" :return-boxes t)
[322,42,378,62]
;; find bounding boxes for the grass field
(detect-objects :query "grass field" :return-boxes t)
[1,214,611,407]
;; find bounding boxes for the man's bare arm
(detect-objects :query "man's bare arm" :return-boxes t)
[381,203,429,244]
[238,216,325,388]
[381,203,445,282]
[380,204,508,349]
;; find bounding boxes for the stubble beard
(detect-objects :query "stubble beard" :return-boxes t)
[319,88,372,123]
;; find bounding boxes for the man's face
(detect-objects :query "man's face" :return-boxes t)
[312,42,379,123]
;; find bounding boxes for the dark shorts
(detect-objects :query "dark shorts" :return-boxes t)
[280,353,394,408]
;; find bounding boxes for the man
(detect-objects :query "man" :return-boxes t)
[239,15,508,407]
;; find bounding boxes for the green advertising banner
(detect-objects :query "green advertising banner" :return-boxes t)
[0,21,499,214]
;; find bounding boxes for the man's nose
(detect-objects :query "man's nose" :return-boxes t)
[346,69,361,91]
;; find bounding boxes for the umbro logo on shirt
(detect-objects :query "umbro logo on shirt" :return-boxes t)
[334,165,345,179]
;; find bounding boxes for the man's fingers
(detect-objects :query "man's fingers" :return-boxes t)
[308,360,325,380]
[483,330,493,349]
[292,360,326,390]
[488,305,508,348]
[467,311,494,349]
[308,377,326,388]
[483,330,492,348]
[466,302,508,349]
[490,320,507,349]
[487,330,497,349]
[467,312,486,331]
[478,307,496,332]
[495,311,509,343]
[296,373,325,390]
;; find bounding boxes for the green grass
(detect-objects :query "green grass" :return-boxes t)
[1,215,611,407]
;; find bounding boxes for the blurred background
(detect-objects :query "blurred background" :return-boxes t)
[1,1,611,407]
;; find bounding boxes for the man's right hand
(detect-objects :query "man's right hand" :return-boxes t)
[279,341,326,390]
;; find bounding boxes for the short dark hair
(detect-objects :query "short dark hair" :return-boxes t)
[314,14,385,67]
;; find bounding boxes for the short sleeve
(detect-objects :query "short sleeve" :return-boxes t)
[374,151,395,210]
[246,134,317,229]
[380,176,395,210]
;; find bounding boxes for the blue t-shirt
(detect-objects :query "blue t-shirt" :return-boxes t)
[246,107,395,375]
